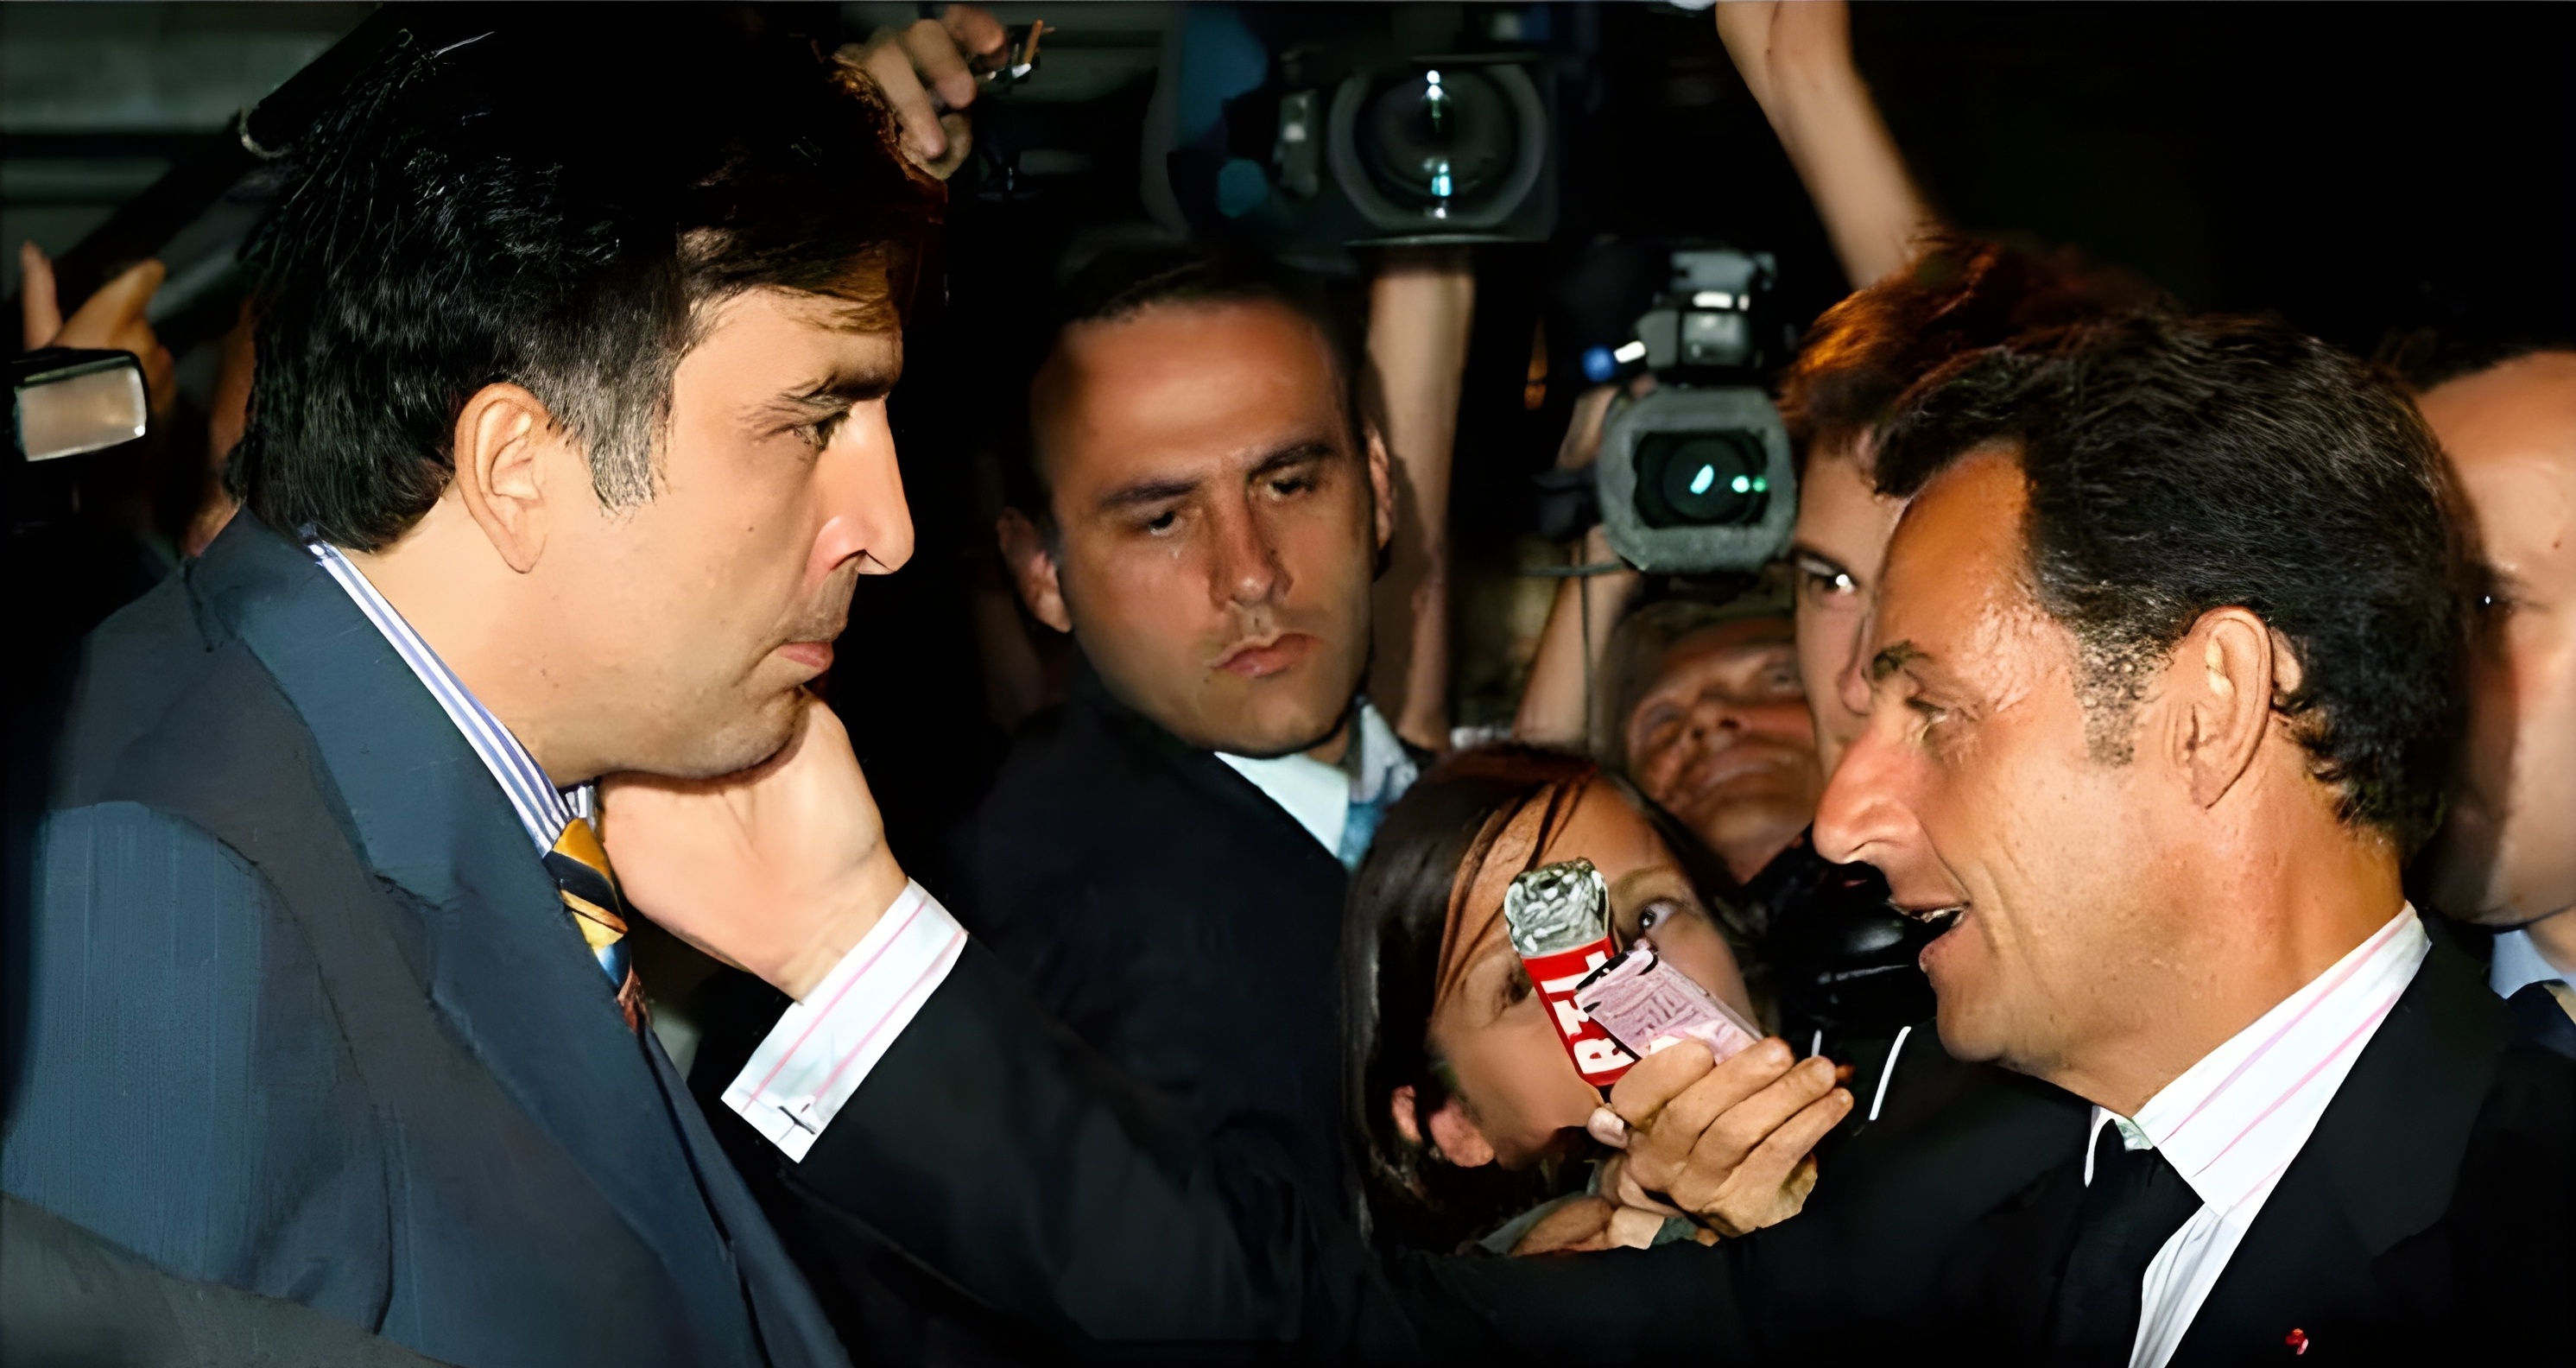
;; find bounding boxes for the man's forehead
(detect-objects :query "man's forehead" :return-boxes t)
[1873,451,2041,671]
[1035,299,1347,484]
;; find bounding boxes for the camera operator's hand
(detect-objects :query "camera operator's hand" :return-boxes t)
[599,693,911,1002]
[19,241,177,416]
[1604,1037,1853,1238]
[1712,1,1936,288]
[838,5,1007,180]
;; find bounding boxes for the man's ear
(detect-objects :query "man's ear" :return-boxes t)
[2164,605,2278,811]
[1364,425,1397,555]
[1390,1082,1497,1168]
[996,507,1072,633]
[451,382,574,574]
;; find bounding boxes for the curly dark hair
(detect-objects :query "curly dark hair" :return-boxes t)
[1875,312,2473,852]
[231,16,940,550]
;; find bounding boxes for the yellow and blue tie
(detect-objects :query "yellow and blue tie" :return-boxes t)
[545,816,647,1031]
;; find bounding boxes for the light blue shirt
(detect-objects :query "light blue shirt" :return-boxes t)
[2490,925,2573,998]
[1215,700,1416,868]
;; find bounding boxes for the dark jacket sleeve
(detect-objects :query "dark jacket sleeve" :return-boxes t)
[0,802,390,1329]
[768,944,1761,1364]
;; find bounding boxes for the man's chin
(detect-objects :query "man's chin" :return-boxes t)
[638,694,807,782]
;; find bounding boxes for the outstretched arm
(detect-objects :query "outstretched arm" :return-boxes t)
[1716,1,1939,288]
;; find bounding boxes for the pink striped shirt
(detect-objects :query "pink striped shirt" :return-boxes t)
[2087,905,2429,1368]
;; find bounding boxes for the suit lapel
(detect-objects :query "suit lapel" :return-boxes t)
[2169,943,2510,1365]
[189,520,758,1359]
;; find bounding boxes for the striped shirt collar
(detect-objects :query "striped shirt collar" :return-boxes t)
[308,541,592,852]
[2086,903,2428,1208]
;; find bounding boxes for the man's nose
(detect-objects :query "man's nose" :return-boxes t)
[1210,497,1283,608]
[1687,694,1749,744]
[1813,717,1915,867]
[815,408,914,579]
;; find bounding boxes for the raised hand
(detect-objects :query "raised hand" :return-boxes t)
[598,693,910,1000]
[1603,1036,1853,1238]
[19,242,177,415]
[837,4,1008,180]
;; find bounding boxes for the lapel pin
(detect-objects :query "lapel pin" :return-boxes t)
[2283,1327,2309,1356]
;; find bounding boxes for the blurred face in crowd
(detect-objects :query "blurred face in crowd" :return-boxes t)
[2419,351,2576,935]
[1816,453,2196,1084]
[377,285,910,782]
[1402,782,1751,1169]
[1789,437,1907,775]
[1009,299,1393,757]
[1623,615,1824,884]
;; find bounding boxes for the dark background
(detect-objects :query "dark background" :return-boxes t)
[7,1,2572,853]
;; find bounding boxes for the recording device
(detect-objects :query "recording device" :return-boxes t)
[10,348,149,524]
[1152,8,1559,263]
[1501,859,1636,1090]
[1575,944,1761,1067]
[1592,248,1798,575]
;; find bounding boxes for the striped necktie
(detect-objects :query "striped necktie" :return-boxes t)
[545,815,647,1031]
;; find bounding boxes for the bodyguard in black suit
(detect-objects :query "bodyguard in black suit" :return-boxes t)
[3,24,941,1366]
[623,314,2567,1364]
[946,658,1362,1194]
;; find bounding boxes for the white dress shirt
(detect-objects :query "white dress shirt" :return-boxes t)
[2490,925,2573,998]
[2089,906,2430,1368]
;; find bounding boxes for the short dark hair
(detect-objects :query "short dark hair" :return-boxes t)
[229,20,939,550]
[1776,233,2166,463]
[1005,246,1374,529]
[1876,312,2471,852]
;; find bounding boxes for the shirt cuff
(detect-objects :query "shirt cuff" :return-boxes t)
[721,880,967,1161]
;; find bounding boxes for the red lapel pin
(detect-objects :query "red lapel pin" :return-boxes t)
[2283,1327,2309,1356]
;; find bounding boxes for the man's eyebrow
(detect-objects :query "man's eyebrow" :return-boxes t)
[1870,640,1926,683]
[1788,542,1851,575]
[1096,474,1201,511]
[1249,440,1336,477]
[757,360,901,420]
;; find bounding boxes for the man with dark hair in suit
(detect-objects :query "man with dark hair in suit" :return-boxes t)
[1,19,940,1367]
[961,250,1415,1197]
[620,311,2570,1364]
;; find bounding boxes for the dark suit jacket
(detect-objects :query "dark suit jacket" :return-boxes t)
[938,662,1355,1199]
[763,922,2567,1364]
[0,516,846,1368]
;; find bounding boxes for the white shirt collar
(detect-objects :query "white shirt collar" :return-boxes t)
[2085,904,2429,1208]
[1214,700,1416,856]
[307,540,591,852]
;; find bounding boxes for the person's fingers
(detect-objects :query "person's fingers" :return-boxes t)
[1606,1038,1717,1131]
[1586,1104,1630,1150]
[1625,1038,1796,1159]
[1695,1088,1849,1235]
[1685,1056,1840,1175]
[923,111,973,180]
[1605,1206,1666,1250]
[847,33,946,164]
[900,18,978,111]
[54,258,166,349]
[940,4,1008,63]
[20,241,63,349]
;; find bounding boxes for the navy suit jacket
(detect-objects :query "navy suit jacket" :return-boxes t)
[2,516,847,1368]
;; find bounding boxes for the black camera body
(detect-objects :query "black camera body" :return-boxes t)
[1594,248,1798,575]
[1152,7,1560,265]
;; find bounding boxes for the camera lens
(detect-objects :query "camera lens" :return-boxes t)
[1634,430,1770,528]
[1359,67,1515,217]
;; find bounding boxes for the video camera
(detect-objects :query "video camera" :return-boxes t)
[1589,247,1798,576]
